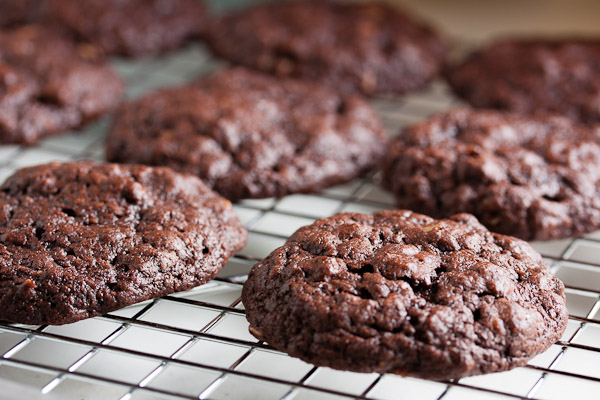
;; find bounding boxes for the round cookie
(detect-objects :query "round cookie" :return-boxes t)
[446,39,600,125]
[49,0,206,57]
[0,25,123,145]
[242,210,567,380]
[0,161,246,325]
[382,109,600,241]
[205,0,446,96]
[106,68,387,201]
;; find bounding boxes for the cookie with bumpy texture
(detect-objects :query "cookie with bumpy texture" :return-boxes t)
[106,67,387,201]
[242,210,567,380]
[206,0,445,96]
[0,25,123,145]
[446,39,600,125]
[49,0,206,57]
[0,161,246,325]
[382,109,600,241]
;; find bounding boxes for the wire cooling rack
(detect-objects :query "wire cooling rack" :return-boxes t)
[2,4,600,400]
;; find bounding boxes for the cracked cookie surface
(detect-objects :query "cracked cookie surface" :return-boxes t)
[106,67,387,201]
[49,0,206,57]
[0,25,123,145]
[206,0,445,96]
[382,109,600,240]
[242,210,567,380]
[0,161,246,325]
[446,39,600,124]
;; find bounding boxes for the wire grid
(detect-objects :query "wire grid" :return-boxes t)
[0,25,600,400]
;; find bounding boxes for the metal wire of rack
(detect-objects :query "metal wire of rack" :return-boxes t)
[2,5,600,400]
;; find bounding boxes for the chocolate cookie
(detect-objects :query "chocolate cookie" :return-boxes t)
[49,0,205,57]
[0,161,246,325]
[242,210,567,380]
[0,0,42,27]
[0,25,123,145]
[106,68,387,201]
[382,109,600,241]
[205,0,446,96]
[446,39,600,124]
